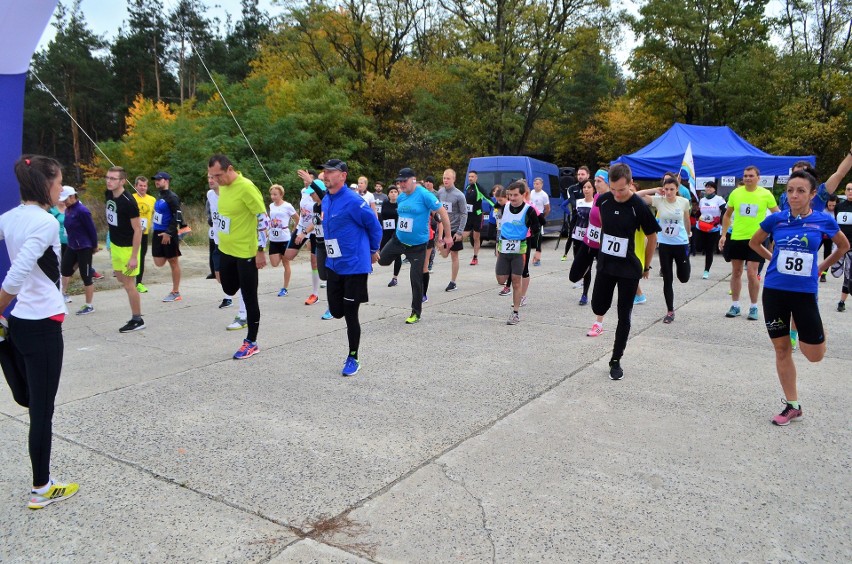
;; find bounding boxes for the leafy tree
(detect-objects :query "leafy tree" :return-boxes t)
[168,0,214,104]
[628,0,771,125]
[27,0,116,183]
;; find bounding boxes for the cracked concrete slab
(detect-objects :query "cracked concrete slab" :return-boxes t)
[269,538,372,563]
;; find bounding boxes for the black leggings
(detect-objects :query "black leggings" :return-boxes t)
[569,243,597,285]
[219,253,260,341]
[658,243,691,311]
[591,271,640,362]
[379,236,427,315]
[571,239,591,295]
[136,234,149,284]
[696,230,720,272]
[3,317,64,487]
[208,237,216,277]
[381,231,401,276]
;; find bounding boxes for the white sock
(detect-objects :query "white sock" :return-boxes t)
[312,270,320,295]
[238,292,247,318]
[732,301,740,308]
[33,479,53,494]
[751,303,758,309]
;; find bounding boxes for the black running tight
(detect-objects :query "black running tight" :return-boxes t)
[219,253,260,342]
[658,243,691,311]
[5,317,63,487]
[591,272,640,362]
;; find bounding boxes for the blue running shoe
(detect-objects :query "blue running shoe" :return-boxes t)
[342,356,360,376]
[321,310,333,320]
[233,339,259,360]
[277,288,288,297]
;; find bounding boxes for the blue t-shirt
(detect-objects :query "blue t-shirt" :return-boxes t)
[778,183,830,213]
[760,210,839,294]
[395,186,441,245]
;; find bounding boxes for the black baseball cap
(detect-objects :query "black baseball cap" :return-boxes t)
[396,167,416,182]
[424,175,436,184]
[152,171,171,180]
[319,159,348,173]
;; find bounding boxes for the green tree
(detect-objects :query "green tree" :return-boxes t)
[628,0,771,125]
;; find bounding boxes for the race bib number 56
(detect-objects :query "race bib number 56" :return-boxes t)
[586,225,602,244]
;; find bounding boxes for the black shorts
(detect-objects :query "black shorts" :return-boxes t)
[449,239,464,252]
[464,213,482,232]
[310,235,318,255]
[268,241,289,255]
[60,247,94,285]
[287,233,308,251]
[326,269,369,308]
[496,252,525,277]
[762,287,824,344]
[152,231,181,259]
[212,247,222,272]
[725,238,762,262]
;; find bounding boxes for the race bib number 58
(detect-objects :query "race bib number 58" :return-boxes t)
[777,249,813,277]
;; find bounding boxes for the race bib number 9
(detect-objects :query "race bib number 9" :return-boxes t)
[398,217,413,232]
[153,211,163,225]
[837,212,852,225]
[601,234,628,258]
[739,203,758,218]
[586,225,602,244]
[383,219,396,230]
[217,215,231,235]
[209,226,216,239]
[500,239,523,254]
[777,249,813,277]
[325,238,342,257]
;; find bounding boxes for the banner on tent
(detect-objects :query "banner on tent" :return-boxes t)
[757,176,775,188]
[696,176,715,190]
[721,176,736,187]
[776,175,790,185]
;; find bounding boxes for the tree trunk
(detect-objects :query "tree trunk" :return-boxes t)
[153,34,161,101]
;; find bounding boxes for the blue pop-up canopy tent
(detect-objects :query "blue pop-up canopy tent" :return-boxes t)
[611,123,815,179]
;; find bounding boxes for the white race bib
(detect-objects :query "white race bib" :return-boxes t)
[217,215,231,235]
[661,220,682,237]
[106,208,117,227]
[376,202,383,213]
[837,212,852,225]
[442,202,451,212]
[153,211,163,225]
[777,249,813,277]
[314,225,324,239]
[269,227,287,242]
[383,218,396,230]
[586,225,602,244]
[601,234,628,258]
[325,238,342,257]
[572,226,586,241]
[140,217,148,231]
[466,204,473,213]
[209,226,216,239]
[500,239,523,254]
[398,217,413,233]
[739,203,758,218]
[482,213,490,221]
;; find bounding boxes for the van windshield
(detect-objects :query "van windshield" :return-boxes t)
[468,171,525,196]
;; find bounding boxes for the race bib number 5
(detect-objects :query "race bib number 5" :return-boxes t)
[777,249,813,277]
[500,239,523,254]
[601,234,628,258]
[398,217,413,232]
[739,203,758,218]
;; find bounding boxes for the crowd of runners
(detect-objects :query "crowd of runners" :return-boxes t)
[0,145,850,509]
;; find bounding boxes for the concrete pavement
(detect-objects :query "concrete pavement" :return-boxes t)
[1,243,849,563]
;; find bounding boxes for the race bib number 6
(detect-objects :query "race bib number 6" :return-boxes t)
[777,249,813,277]
[500,239,523,254]
[739,203,758,218]
[398,217,413,232]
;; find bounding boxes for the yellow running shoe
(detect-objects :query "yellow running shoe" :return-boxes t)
[28,481,79,509]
